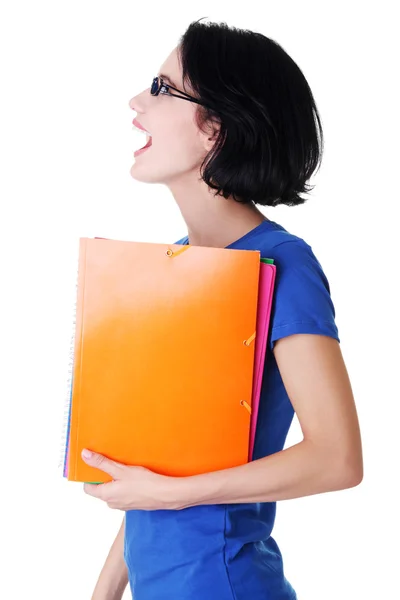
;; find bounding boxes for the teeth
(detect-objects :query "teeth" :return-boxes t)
[132,124,151,136]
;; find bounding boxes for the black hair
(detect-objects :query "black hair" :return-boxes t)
[177,18,324,207]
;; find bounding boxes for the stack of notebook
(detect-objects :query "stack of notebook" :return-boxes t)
[59,237,276,484]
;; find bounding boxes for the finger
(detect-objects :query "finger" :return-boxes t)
[84,481,116,503]
[81,449,124,479]
[83,482,104,499]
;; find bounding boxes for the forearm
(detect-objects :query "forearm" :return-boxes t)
[91,516,129,600]
[169,439,360,510]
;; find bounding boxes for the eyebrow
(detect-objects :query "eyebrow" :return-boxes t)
[158,73,179,88]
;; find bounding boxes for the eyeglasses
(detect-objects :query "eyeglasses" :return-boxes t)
[150,76,211,108]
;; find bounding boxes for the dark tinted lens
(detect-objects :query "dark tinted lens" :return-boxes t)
[151,77,160,95]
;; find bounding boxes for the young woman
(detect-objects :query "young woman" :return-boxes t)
[86,18,363,600]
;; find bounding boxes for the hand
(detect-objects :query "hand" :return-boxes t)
[81,449,176,511]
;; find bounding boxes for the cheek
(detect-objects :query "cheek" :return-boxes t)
[154,121,203,169]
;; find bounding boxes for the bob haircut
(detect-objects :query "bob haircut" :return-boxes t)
[177,18,324,207]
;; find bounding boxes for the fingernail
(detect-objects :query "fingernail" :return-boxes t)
[82,449,92,459]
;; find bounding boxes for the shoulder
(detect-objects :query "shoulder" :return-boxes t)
[257,221,318,266]
[256,224,340,351]
[256,223,332,293]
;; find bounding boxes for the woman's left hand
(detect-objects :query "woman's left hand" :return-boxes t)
[81,449,177,511]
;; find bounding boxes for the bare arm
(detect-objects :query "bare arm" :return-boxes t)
[91,515,129,600]
[166,335,363,508]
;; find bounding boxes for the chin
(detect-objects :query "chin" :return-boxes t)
[129,162,160,183]
[130,161,183,186]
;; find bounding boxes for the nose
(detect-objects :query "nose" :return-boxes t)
[128,97,138,110]
[128,86,152,110]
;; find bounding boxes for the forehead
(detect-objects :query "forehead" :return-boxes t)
[158,47,183,88]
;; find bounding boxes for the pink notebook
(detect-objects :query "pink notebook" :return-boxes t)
[249,260,276,460]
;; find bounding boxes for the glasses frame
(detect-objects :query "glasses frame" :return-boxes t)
[151,76,211,109]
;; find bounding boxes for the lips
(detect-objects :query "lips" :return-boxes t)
[132,118,150,134]
[132,117,152,154]
[142,137,152,149]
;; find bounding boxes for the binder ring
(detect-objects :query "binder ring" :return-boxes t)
[240,399,252,414]
[165,245,191,258]
[243,331,256,346]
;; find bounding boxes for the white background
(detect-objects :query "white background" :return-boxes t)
[1,1,399,599]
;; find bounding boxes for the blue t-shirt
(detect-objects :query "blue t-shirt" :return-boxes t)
[124,218,340,600]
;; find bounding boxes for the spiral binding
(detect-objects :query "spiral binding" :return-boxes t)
[57,249,80,475]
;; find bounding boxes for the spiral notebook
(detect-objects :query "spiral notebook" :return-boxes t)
[59,237,276,483]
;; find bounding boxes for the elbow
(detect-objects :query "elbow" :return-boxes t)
[339,464,363,489]
[334,452,364,490]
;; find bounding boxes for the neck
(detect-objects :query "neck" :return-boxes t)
[166,170,269,248]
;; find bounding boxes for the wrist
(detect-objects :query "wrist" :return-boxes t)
[163,471,218,510]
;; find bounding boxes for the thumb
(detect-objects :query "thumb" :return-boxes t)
[81,449,124,479]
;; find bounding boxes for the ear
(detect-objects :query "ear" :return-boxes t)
[200,116,222,153]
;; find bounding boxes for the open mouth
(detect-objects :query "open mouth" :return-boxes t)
[134,136,152,157]
[133,123,153,156]
[140,136,152,150]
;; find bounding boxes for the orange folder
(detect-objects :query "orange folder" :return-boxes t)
[61,237,264,483]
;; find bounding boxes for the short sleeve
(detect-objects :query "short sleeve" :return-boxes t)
[267,244,340,351]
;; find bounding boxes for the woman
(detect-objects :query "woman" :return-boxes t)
[86,18,363,600]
